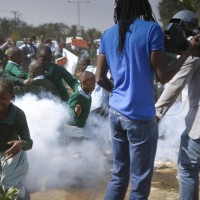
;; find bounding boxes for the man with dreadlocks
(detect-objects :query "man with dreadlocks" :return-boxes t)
[96,0,200,199]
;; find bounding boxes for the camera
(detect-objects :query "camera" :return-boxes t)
[164,10,200,56]
[164,22,189,54]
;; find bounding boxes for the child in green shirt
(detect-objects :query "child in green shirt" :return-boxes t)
[36,45,79,101]
[67,71,95,128]
[24,60,60,98]
[4,46,33,86]
[0,78,33,200]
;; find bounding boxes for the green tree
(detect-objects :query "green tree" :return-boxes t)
[0,18,12,37]
[178,0,200,10]
[82,28,101,43]
[35,23,70,39]
[0,17,102,62]
[66,25,77,38]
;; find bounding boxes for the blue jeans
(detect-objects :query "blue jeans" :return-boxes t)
[178,133,200,200]
[104,108,158,200]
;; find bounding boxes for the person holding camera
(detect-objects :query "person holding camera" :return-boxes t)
[156,10,200,200]
[96,0,200,199]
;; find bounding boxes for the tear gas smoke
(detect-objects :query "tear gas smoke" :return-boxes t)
[14,93,187,191]
[14,94,111,191]
[156,101,187,162]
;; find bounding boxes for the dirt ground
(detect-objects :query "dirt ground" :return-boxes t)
[30,162,180,200]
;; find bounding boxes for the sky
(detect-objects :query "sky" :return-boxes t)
[0,0,161,32]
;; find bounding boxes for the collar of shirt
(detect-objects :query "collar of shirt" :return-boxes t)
[85,65,96,74]
[77,85,91,99]
[33,75,45,80]
[8,60,19,66]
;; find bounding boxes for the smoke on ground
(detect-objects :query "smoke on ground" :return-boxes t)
[156,101,187,162]
[14,94,110,191]
[14,94,187,191]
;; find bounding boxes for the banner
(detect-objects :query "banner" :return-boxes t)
[71,38,89,49]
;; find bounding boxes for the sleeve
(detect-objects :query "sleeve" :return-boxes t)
[5,73,25,85]
[8,65,27,79]
[149,24,165,52]
[68,93,79,111]
[60,67,79,91]
[17,109,33,151]
[155,57,200,119]
[67,93,80,124]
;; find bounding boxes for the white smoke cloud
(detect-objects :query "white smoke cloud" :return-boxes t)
[14,94,111,191]
[14,93,188,191]
[156,101,188,162]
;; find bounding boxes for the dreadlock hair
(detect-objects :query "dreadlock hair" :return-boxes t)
[114,0,156,53]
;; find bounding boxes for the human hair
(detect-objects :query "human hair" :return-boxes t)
[0,78,15,100]
[78,71,95,84]
[44,38,52,45]
[77,57,91,69]
[6,47,22,59]
[82,57,91,66]
[29,60,45,78]
[36,45,52,66]
[37,45,52,57]
[114,0,156,53]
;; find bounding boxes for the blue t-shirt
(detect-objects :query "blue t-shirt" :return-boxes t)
[99,19,165,120]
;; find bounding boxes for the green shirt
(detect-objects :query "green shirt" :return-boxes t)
[5,61,29,85]
[14,78,60,98]
[45,63,79,101]
[67,89,91,128]
[0,103,33,152]
[0,69,25,86]
[25,78,60,97]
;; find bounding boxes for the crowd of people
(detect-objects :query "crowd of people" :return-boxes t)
[0,33,109,199]
[1,0,200,200]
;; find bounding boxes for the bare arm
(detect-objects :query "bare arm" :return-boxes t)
[96,54,114,92]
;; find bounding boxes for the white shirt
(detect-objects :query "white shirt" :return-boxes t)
[85,65,109,111]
